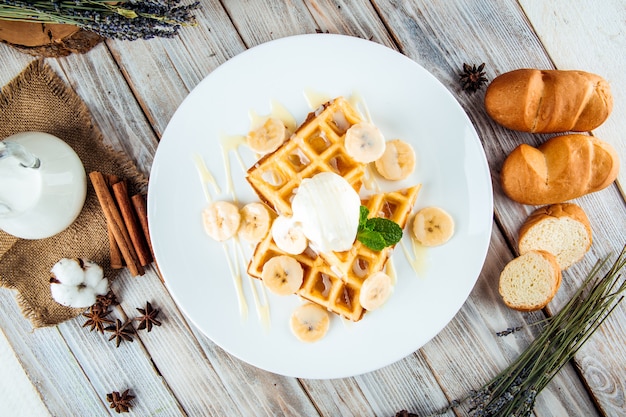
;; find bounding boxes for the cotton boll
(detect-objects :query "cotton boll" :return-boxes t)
[50,282,80,307]
[50,258,85,286]
[50,283,97,308]
[49,258,109,308]
[83,261,108,297]
[83,261,105,287]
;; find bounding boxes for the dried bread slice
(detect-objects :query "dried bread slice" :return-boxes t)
[518,203,592,269]
[499,250,562,311]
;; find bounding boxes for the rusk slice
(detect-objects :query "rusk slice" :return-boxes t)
[499,250,562,311]
[518,203,592,269]
[246,97,366,216]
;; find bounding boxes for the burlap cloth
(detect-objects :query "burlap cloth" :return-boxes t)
[0,60,147,327]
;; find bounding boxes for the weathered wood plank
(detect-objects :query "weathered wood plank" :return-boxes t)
[0,290,107,416]
[104,269,252,415]
[304,0,396,46]
[0,44,33,86]
[0,307,51,417]
[188,327,322,416]
[57,277,187,416]
[46,47,157,177]
[221,0,319,46]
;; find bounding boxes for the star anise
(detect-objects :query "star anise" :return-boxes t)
[95,290,119,312]
[82,305,114,333]
[459,62,487,92]
[136,301,162,332]
[106,389,135,413]
[104,319,135,347]
[394,411,419,417]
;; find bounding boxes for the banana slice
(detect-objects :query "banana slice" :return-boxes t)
[359,271,393,311]
[374,139,416,181]
[261,255,304,295]
[412,206,455,246]
[239,202,273,243]
[202,201,241,241]
[271,215,308,255]
[290,303,330,343]
[247,117,288,154]
[344,122,386,163]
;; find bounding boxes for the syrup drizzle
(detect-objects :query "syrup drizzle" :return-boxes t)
[235,237,271,331]
[385,256,398,286]
[222,241,248,321]
[210,100,298,328]
[197,136,271,327]
[400,234,429,278]
[192,153,221,202]
[304,88,331,110]
[219,134,247,202]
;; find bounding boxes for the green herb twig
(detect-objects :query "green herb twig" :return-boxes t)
[0,0,199,40]
[418,244,626,417]
[356,206,403,251]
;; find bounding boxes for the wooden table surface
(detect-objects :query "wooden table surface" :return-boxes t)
[1,1,625,416]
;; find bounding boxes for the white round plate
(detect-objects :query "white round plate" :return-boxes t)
[148,34,493,379]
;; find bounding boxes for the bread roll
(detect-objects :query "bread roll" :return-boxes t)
[499,250,562,311]
[485,69,613,133]
[518,203,592,269]
[500,134,619,205]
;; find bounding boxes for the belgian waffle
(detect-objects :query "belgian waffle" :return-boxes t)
[247,230,366,320]
[247,186,421,322]
[246,96,366,216]
[319,185,421,279]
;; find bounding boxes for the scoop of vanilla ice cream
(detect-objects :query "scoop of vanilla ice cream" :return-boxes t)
[291,172,360,253]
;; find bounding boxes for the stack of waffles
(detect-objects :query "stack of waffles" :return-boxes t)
[246,97,420,321]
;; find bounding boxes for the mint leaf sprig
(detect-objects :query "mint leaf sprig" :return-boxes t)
[356,206,403,251]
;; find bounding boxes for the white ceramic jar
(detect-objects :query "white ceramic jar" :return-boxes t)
[0,132,87,239]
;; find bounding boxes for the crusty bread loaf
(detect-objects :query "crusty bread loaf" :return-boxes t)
[485,69,613,133]
[518,203,592,269]
[500,134,620,205]
[499,250,562,311]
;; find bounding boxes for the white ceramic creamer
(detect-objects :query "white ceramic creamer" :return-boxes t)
[0,132,87,239]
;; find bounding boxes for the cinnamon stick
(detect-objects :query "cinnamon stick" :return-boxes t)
[107,227,124,269]
[89,171,144,276]
[112,181,152,267]
[130,193,154,258]
[131,193,163,282]
[104,174,124,269]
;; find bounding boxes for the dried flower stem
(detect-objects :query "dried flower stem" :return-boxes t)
[430,244,626,417]
[0,0,199,40]
[486,245,624,416]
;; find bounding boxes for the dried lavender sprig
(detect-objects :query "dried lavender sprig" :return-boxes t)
[0,0,199,40]
[477,245,626,416]
[495,325,524,337]
[423,244,626,417]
